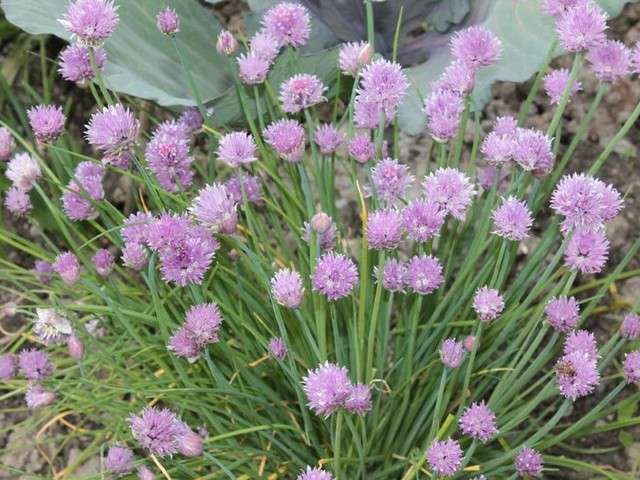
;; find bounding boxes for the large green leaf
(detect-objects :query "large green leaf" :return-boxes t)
[0,0,232,107]
[398,0,635,135]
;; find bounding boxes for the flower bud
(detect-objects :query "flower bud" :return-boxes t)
[178,429,203,457]
[357,42,374,68]
[463,335,476,352]
[310,212,332,234]
[216,30,238,56]
[67,334,84,360]
[137,465,155,480]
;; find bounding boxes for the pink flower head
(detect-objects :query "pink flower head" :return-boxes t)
[424,89,464,142]
[92,248,114,277]
[623,350,640,383]
[62,161,106,221]
[177,426,203,458]
[555,350,600,400]
[86,104,139,168]
[423,167,474,220]
[404,254,444,295]
[434,61,476,95]
[402,199,445,242]
[250,30,280,63]
[312,252,358,301]
[182,303,223,349]
[345,383,372,415]
[6,153,41,191]
[217,131,257,168]
[314,124,343,155]
[375,259,406,293]
[492,196,533,241]
[28,104,65,143]
[621,313,640,340]
[440,338,465,368]
[122,211,153,246]
[459,401,498,442]
[302,361,352,417]
[354,96,391,129]
[157,227,219,286]
[146,125,194,192]
[473,286,505,322]
[563,329,599,362]
[515,447,543,477]
[543,0,587,17]
[543,68,582,105]
[59,44,106,84]
[179,107,203,135]
[168,328,200,362]
[426,438,463,477]
[297,466,334,480]
[271,268,304,309]
[269,337,288,360]
[367,209,403,250]
[262,2,311,48]
[513,128,554,176]
[189,183,237,234]
[464,335,476,352]
[556,1,607,53]
[60,0,119,46]
[545,296,580,332]
[494,116,518,136]
[105,445,135,476]
[238,52,270,85]
[564,228,609,274]
[138,466,155,480]
[303,213,338,251]
[450,26,502,70]
[25,384,56,409]
[587,39,631,83]
[122,242,148,271]
[481,117,518,165]
[338,41,373,76]
[4,187,32,217]
[156,7,180,36]
[0,354,18,380]
[358,59,409,118]
[34,260,53,284]
[129,407,183,457]
[348,133,375,164]
[0,127,15,161]
[477,165,510,191]
[369,158,414,204]
[19,348,54,381]
[264,119,306,162]
[216,30,238,56]
[280,74,327,113]
[53,251,82,285]
[224,173,262,204]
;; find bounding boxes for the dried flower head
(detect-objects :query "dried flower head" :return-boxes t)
[33,308,72,345]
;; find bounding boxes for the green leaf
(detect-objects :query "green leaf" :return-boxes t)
[619,430,634,448]
[1,0,233,107]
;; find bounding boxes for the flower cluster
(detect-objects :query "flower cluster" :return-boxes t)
[168,304,223,362]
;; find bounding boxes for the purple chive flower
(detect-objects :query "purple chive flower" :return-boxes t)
[564,229,609,274]
[179,107,203,135]
[623,351,640,383]
[587,39,631,83]
[280,74,327,113]
[122,242,148,271]
[137,466,155,480]
[145,131,194,193]
[621,313,640,340]
[314,124,343,155]
[216,30,238,56]
[312,252,358,301]
[0,127,15,161]
[345,383,372,415]
[303,361,352,417]
[34,260,53,284]
[105,445,135,476]
[513,129,554,176]
[53,252,82,285]
[269,337,288,360]
[348,133,376,164]
[59,44,107,83]
[177,426,203,458]
[440,338,466,368]
[434,61,476,95]
[216,131,257,167]
[129,407,183,457]
[545,296,580,332]
[556,1,607,52]
[4,187,32,217]
[271,269,304,309]
[67,334,84,360]
[0,354,17,380]
[6,152,41,191]
[168,328,200,362]
[404,255,444,295]
[473,286,505,323]
[563,329,599,361]
[182,303,223,349]
[369,158,414,204]
[367,209,404,250]
[154,120,190,142]
[86,104,139,168]
[156,7,180,36]
[478,165,510,191]
[33,308,72,345]
[481,123,517,165]
[551,173,622,233]
[297,466,334,480]
[122,211,153,246]
[27,105,65,143]
[189,183,237,234]
[338,41,373,76]
[262,2,311,48]
[264,119,306,162]
[515,447,543,477]
[357,59,409,119]
[424,89,464,142]
[18,349,54,381]
[543,68,582,105]
[459,401,498,442]
[402,200,445,242]
[451,26,502,70]
[224,174,262,204]
[250,30,280,64]
[494,115,518,136]
[492,196,533,241]
[555,350,600,400]
[303,212,337,251]
[62,161,106,221]
[375,259,406,293]
[423,168,475,220]
[25,384,56,408]
[426,438,463,477]
[59,0,119,46]
[92,249,114,277]
[542,0,586,17]
[353,95,391,129]
[146,213,191,251]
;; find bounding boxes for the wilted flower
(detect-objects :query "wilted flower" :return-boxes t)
[262,2,311,48]
[404,255,444,295]
[156,7,180,36]
[546,296,580,332]
[303,361,352,417]
[269,337,288,360]
[623,351,640,383]
[264,119,306,162]
[621,313,640,340]
[422,168,475,220]
[6,153,41,191]
[250,30,280,63]
[280,74,327,113]
[53,251,82,285]
[18,348,54,381]
[367,209,404,250]
[473,286,505,322]
[440,339,465,368]
[348,133,376,164]
[543,68,582,104]
[587,39,631,83]
[563,329,599,361]
[271,269,304,309]
[27,105,65,143]
[216,30,237,56]
[129,407,183,457]
[555,350,600,400]
[4,187,32,217]
[312,252,358,300]
[459,401,498,442]
[25,384,56,409]
[451,26,502,69]
[189,184,237,234]
[314,124,343,155]
[297,466,334,480]
[338,41,373,76]
[0,354,17,380]
[424,89,464,142]
[492,196,533,241]
[402,199,445,242]
[513,129,554,176]
[105,445,134,476]
[556,1,607,52]
[515,446,543,477]
[564,229,609,274]
[0,127,14,161]
[33,308,72,345]
[345,383,372,415]
[60,0,119,46]
[426,438,463,477]
[217,132,257,168]
[86,104,139,168]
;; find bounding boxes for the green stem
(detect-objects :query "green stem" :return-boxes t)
[366,253,385,382]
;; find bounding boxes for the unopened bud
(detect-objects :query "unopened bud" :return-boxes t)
[67,334,84,360]
[178,429,203,457]
[310,212,332,234]
[137,465,155,480]
[216,30,238,56]
[463,335,476,352]
[357,42,374,68]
